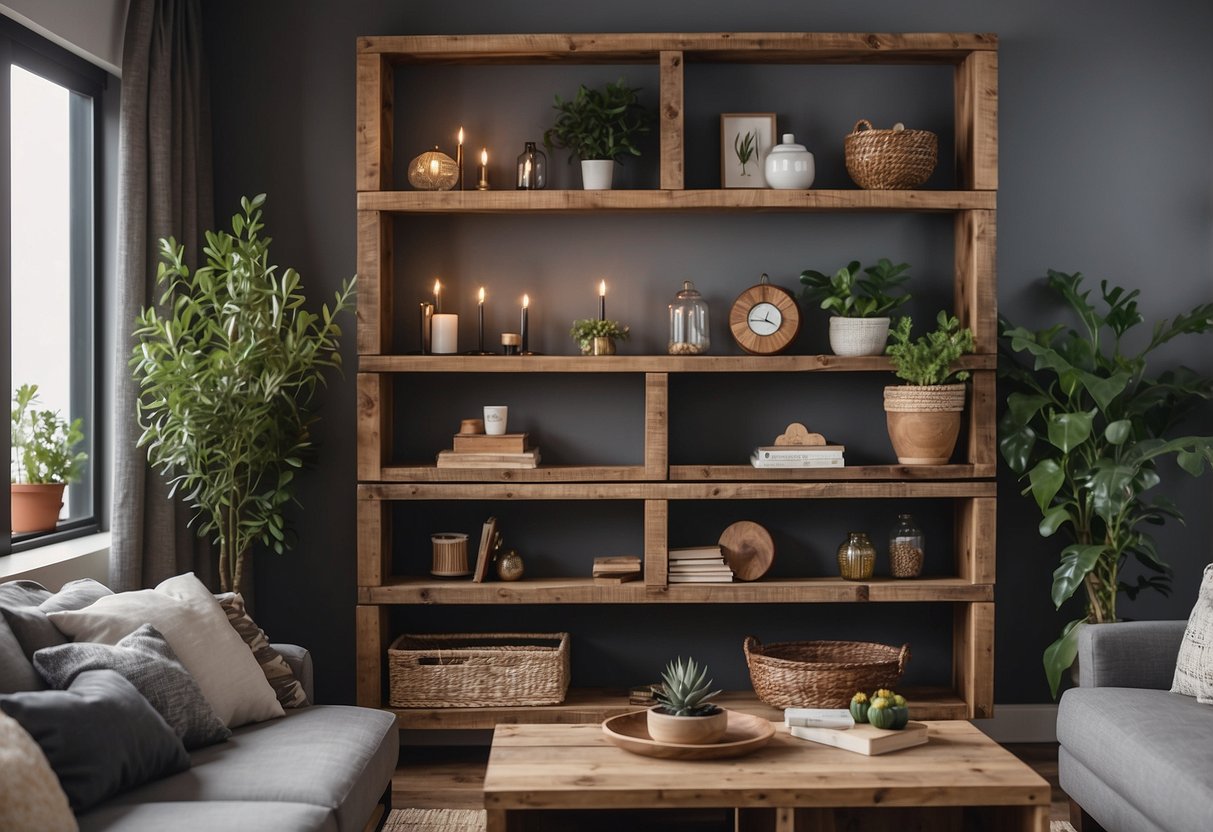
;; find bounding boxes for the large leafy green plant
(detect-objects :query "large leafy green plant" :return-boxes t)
[999,270,1213,696]
[800,258,912,318]
[543,79,652,163]
[10,384,86,484]
[131,194,355,594]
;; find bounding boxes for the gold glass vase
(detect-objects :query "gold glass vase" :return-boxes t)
[837,531,876,580]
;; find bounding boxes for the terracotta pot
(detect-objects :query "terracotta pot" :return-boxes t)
[646,706,728,744]
[10,483,66,533]
[883,384,966,464]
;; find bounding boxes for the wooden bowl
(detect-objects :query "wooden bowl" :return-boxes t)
[601,709,775,760]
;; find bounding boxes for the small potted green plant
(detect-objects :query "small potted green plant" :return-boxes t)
[543,79,652,190]
[570,319,629,355]
[647,656,726,745]
[10,384,87,533]
[883,311,975,464]
[799,258,912,356]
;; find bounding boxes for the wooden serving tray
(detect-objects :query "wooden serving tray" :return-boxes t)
[601,709,775,760]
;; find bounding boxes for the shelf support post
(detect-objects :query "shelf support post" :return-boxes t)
[954,50,997,190]
[659,51,684,190]
[954,209,997,351]
[644,372,668,478]
[644,499,668,592]
[954,601,995,719]
[356,604,389,708]
[955,496,995,584]
[357,372,392,481]
[357,491,392,587]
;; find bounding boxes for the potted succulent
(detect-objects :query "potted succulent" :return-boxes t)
[883,311,975,464]
[647,656,727,744]
[1000,271,1213,697]
[10,384,87,533]
[799,258,912,356]
[570,319,629,355]
[543,79,652,190]
[131,194,355,595]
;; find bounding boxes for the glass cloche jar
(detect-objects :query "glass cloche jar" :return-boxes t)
[668,280,710,355]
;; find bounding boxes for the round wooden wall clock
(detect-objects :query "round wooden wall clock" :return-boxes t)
[729,274,801,355]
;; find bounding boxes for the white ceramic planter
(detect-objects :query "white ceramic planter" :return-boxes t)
[829,316,891,356]
[580,160,615,190]
[764,133,815,189]
[647,706,728,744]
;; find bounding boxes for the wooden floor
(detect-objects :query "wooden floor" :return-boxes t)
[395,742,1069,822]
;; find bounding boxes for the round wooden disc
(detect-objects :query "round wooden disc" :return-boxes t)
[718,520,774,581]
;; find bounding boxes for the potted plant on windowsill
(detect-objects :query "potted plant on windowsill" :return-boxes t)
[799,258,912,356]
[999,271,1213,697]
[10,384,87,534]
[131,194,355,596]
[543,79,652,190]
[647,656,726,745]
[570,319,629,355]
[883,311,975,464]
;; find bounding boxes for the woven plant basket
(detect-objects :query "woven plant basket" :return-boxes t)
[388,632,570,708]
[883,383,966,413]
[844,119,938,190]
[744,636,909,709]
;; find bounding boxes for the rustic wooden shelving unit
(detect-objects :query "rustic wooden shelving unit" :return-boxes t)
[355,32,998,725]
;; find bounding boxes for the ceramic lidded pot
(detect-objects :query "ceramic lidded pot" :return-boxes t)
[763,133,816,189]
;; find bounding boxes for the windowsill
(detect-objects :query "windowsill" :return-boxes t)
[0,530,110,586]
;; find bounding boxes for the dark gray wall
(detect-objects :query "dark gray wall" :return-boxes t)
[203,0,1213,706]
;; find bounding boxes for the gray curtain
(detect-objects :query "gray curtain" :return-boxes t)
[110,0,214,591]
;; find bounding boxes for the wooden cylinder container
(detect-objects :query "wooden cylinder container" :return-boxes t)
[431,533,470,577]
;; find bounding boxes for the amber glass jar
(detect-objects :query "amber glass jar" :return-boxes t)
[837,532,876,580]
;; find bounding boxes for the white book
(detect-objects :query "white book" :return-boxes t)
[668,574,734,583]
[783,708,855,730]
[754,445,844,459]
[751,454,845,468]
[669,546,722,560]
[666,557,726,566]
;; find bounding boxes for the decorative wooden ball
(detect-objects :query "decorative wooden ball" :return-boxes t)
[729,274,801,355]
[408,147,458,191]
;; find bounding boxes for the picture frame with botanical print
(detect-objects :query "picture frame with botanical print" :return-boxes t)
[721,113,776,188]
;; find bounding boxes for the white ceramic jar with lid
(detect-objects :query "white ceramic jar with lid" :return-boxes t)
[763,133,815,189]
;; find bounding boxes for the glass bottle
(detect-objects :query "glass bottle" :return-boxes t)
[668,280,710,355]
[889,514,925,578]
[516,142,547,190]
[837,532,876,581]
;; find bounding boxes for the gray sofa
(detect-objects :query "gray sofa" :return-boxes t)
[0,590,397,832]
[1058,621,1213,832]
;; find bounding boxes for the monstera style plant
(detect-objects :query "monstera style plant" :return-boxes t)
[999,270,1213,696]
[131,195,355,595]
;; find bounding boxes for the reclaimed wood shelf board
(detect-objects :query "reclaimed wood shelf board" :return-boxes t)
[358,354,997,373]
[358,481,998,501]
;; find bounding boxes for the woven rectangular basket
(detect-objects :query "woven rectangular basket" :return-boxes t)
[744,636,909,708]
[388,632,570,708]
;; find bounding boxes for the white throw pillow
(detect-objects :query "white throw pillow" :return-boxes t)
[1172,563,1213,704]
[0,710,78,832]
[47,573,284,727]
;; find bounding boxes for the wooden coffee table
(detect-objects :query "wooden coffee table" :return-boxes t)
[483,719,1049,831]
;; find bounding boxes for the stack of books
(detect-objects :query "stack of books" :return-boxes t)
[667,546,734,583]
[436,432,539,469]
[592,556,641,584]
[750,443,844,468]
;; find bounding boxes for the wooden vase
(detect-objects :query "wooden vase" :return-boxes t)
[430,533,470,577]
[883,384,965,465]
[646,707,728,744]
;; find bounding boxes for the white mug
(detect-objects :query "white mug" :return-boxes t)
[483,405,508,435]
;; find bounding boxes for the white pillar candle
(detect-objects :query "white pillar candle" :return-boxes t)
[432,313,459,354]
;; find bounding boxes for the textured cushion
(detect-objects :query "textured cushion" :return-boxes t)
[0,669,189,812]
[1058,686,1213,832]
[216,592,309,708]
[1172,563,1213,703]
[0,580,54,692]
[0,709,77,831]
[106,704,398,832]
[34,624,230,749]
[47,572,284,727]
[78,800,338,832]
[1,578,113,657]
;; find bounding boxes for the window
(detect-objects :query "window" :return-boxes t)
[2,18,107,552]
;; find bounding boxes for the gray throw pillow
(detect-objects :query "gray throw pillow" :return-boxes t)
[34,624,230,749]
[0,580,55,693]
[0,669,189,812]
[1,578,113,658]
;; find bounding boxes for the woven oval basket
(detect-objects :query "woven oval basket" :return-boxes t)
[744,637,910,708]
[388,632,570,708]
[845,119,938,190]
[883,383,966,413]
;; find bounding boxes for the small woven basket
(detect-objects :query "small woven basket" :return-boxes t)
[844,119,938,190]
[388,632,570,708]
[744,636,910,708]
[883,383,966,413]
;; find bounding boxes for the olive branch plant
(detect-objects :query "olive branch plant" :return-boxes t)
[734,130,757,176]
[131,194,356,595]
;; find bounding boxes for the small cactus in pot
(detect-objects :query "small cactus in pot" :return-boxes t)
[647,657,727,744]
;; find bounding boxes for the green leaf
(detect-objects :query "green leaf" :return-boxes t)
[998,417,1036,474]
[1027,459,1065,512]
[1104,419,1132,445]
[1046,410,1093,453]
[1039,506,1072,537]
[1044,618,1085,699]
[1006,392,1049,426]
[1052,545,1105,607]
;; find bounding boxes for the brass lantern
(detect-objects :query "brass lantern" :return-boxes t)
[407,147,458,191]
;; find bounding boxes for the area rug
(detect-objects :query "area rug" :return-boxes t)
[384,808,486,831]
[1050,823,1076,832]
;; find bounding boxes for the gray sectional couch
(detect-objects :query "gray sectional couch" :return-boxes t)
[0,582,397,832]
[1058,621,1213,832]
